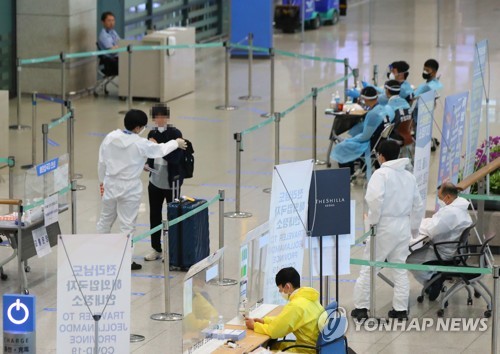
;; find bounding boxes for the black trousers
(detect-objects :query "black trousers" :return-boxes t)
[148,183,176,252]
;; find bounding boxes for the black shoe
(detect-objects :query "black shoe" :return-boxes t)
[131,262,142,271]
[351,308,369,321]
[428,276,445,301]
[388,309,408,320]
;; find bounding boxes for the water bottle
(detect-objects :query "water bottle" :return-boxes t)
[217,315,225,340]
[329,93,337,110]
[335,91,341,105]
[238,298,249,320]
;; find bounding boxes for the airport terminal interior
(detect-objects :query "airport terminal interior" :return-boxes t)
[1,0,500,353]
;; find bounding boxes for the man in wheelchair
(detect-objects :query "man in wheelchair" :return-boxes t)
[331,86,395,176]
[406,182,473,300]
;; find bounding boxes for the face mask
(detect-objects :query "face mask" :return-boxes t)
[157,126,166,133]
[138,127,146,136]
[388,72,396,80]
[422,71,431,80]
[280,291,289,301]
[437,199,446,208]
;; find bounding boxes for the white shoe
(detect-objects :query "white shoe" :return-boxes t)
[144,250,162,261]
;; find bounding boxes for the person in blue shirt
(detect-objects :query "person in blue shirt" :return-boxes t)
[385,80,414,146]
[98,11,121,76]
[331,86,395,175]
[378,61,413,105]
[413,59,443,97]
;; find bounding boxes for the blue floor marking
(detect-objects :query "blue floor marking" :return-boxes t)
[43,307,57,312]
[200,183,260,189]
[242,107,268,115]
[131,274,175,279]
[131,292,146,296]
[226,169,273,176]
[48,138,60,147]
[177,116,223,123]
[87,132,107,137]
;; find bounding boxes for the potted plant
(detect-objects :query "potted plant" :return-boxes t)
[469,136,500,211]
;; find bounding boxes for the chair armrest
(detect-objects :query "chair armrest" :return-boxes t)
[281,344,316,352]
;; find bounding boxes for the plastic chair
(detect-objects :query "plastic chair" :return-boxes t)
[281,300,350,354]
[92,42,118,97]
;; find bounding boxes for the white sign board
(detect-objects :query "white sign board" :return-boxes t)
[57,234,131,354]
[264,160,313,304]
[32,226,51,258]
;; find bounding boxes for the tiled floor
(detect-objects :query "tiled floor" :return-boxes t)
[1,0,500,353]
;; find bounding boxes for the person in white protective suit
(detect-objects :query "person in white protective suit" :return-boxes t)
[406,182,473,300]
[96,109,187,270]
[351,140,424,321]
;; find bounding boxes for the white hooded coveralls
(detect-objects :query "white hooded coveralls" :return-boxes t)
[353,157,424,311]
[96,129,179,237]
[406,196,473,284]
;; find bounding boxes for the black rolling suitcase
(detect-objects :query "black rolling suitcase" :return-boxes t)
[167,180,210,271]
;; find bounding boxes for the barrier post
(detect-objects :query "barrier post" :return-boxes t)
[211,190,238,286]
[224,133,252,218]
[119,45,133,114]
[274,112,281,166]
[71,179,77,234]
[42,124,49,163]
[151,220,182,321]
[60,52,66,115]
[369,224,376,319]
[343,58,349,102]
[216,42,238,111]
[239,33,260,101]
[67,102,86,191]
[261,48,275,118]
[8,157,15,213]
[367,0,373,45]
[10,58,30,130]
[437,0,441,47]
[373,65,379,86]
[352,68,359,89]
[492,265,499,354]
[311,88,325,165]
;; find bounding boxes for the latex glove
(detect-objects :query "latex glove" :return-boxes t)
[347,88,360,99]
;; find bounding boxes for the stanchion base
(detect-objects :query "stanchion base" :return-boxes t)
[9,125,31,131]
[74,173,83,179]
[150,312,183,321]
[238,95,261,101]
[209,278,238,286]
[215,105,238,111]
[224,211,252,218]
[260,112,273,118]
[21,164,34,170]
[263,188,272,194]
[130,334,145,343]
[314,160,326,165]
[76,184,87,191]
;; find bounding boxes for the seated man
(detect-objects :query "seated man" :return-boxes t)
[98,11,120,76]
[384,80,413,146]
[245,267,324,354]
[406,182,473,300]
[378,61,414,105]
[331,86,395,175]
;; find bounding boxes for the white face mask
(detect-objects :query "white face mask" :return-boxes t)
[157,126,166,133]
[388,72,396,80]
[437,199,446,208]
[138,127,146,136]
[280,291,289,301]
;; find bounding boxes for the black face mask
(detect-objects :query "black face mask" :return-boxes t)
[422,72,432,80]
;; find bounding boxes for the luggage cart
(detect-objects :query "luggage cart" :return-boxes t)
[325,109,366,167]
[0,201,67,294]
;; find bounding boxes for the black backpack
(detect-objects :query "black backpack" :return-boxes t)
[180,139,195,179]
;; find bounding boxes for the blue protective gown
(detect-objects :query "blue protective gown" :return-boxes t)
[331,104,395,164]
[414,78,443,97]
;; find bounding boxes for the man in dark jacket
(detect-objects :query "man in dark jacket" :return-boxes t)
[144,104,184,261]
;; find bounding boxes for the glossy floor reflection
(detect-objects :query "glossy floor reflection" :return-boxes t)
[1,0,500,353]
